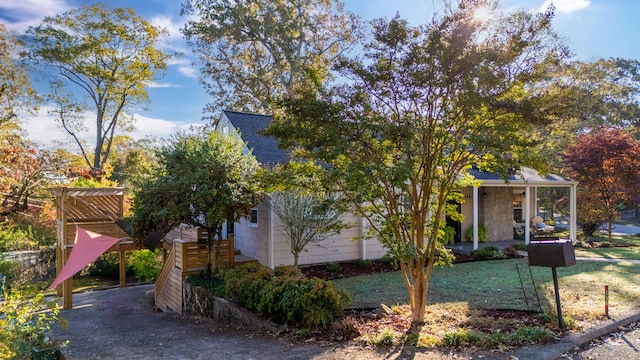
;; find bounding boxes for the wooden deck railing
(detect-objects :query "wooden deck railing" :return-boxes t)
[155,225,254,313]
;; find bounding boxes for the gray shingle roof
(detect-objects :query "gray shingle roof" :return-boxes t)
[467,165,575,185]
[222,110,290,167]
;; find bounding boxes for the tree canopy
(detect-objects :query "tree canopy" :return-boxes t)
[25,4,174,180]
[267,2,570,323]
[564,127,640,239]
[181,0,359,114]
[0,24,37,126]
[131,129,263,273]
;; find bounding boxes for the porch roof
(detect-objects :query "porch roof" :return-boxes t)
[467,166,577,187]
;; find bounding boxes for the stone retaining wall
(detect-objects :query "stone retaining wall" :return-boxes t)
[182,282,278,333]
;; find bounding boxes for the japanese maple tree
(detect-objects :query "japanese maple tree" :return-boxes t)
[564,127,640,239]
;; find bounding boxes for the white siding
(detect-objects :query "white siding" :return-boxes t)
[234,201,387,266]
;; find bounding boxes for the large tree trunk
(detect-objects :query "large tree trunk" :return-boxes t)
[400,257,430,323]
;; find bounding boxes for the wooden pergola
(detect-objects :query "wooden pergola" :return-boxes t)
[51,187,138,309]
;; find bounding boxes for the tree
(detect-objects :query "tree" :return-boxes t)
[181,0,359,114]
[0,24,37,125]
[26,4,174,180]
[0,142,40,214]
[271,190,344,266]
[533,58,640,172]
[131,129,263,274]
[564,127,640,240]
[107,135,158,188]
[267,2,569,323]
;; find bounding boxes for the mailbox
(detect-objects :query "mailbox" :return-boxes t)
[527,240,576,267]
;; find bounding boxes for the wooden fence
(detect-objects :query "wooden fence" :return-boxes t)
[155,225,254,313]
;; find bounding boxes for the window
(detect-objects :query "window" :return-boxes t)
[249,208,258,227]
[222,125,229,135]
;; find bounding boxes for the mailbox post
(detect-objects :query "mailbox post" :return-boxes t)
[527,240,576,329]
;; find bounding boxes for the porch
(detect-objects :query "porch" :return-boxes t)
[445,240,525,256]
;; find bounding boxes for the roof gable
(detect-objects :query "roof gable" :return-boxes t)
[219,110,289,167]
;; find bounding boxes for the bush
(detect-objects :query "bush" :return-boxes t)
[128,249,163,282]
[221,263,350,328]
[326,262,342,273]
[379,253,398,268]
[353,259,372,269]
[512,243,528,251]
[0,291,65,359]
[83,253,121,278]
[0,220,56,252]
[470,246,506,260]
[465,224,487,242]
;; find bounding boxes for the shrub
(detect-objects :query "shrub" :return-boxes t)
[0,220,55,252]
[221,263,350,328]
[353,259,372,268]
[512,243,528,251]
[598,241,612,248]
[507,326,555,345]
[0,291,66,359]
[470,246,506,260]
[366,326,401,346]
[465,224,487,242]
[128,249,163,282]
[326,262,342,273]
[379,253,398,268]
[83,253,120,278]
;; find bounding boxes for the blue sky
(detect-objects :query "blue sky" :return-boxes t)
[2,0,639,148]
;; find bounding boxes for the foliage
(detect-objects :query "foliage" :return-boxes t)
[0,292,65,359]
[353,259,372,269]
[271,190,345,266]
[470,246,506,260]
[465,224,487,243]
[107,136,158,188]
[0,24,37,125]
[267,2,569,323]
[220,263,350,328]
[25,4,174,180]
[130,129,263,274]
[127,249,162,282]
[83,253,121,278]
[181,0,359,114]
[564,128,640,240]
[0,217,56,252]
[325,262,342,273]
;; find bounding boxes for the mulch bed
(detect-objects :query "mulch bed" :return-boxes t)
[299,253,474,281]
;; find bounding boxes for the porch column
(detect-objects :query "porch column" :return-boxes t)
[473,186,479,250]
[570,183,577,242]
[524,187,531,244]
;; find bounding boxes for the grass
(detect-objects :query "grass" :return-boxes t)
[333,257,640,329]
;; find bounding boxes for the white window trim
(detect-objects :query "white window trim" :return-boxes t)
[249,207,258,228]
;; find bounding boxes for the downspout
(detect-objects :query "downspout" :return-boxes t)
[473,186,479,250]
[268,200,275,270]
[360,214,367,260]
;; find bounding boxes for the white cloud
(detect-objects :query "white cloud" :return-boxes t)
[22,106,199,149]
[538,0,591,14]
[148,81,181,88]
[178,66,198,78]
[0,0,70,33]
[150,15,184,40]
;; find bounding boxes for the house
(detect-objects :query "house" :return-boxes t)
[456,166,577,252]
[213,110,387,268]
[213,110,578,267]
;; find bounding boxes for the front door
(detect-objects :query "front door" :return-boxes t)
[446,201,462,243]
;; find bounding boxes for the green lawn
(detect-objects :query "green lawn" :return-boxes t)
[333,257,640,323]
